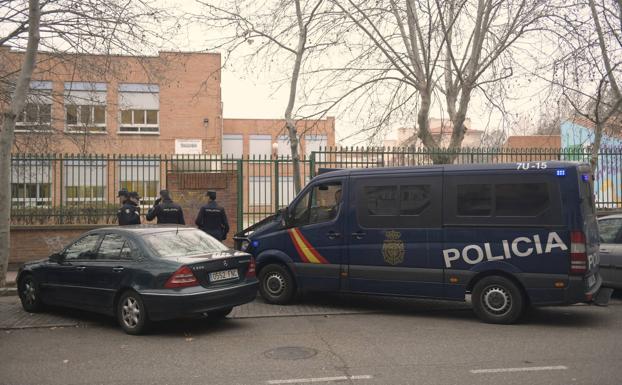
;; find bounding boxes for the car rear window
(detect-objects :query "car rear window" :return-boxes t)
[144,229,228,259]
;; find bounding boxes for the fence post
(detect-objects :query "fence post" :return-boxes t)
[236,159,243,232]
[59,154,64,225]
[309,151,316,178]
[274,159,279,210]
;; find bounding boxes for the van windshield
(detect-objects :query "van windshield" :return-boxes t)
[143,229,228,259]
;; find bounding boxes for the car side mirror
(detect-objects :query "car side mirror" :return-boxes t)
[49,253,62,263]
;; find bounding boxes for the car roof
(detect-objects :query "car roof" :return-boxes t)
[88,224,196,236]
[313,161,587,180]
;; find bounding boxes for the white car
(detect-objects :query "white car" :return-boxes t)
[598,214,622,290]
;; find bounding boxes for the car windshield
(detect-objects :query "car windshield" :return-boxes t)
[143,229,228,258]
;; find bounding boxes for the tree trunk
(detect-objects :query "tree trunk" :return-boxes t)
[416,89,446,163]
[284,0,306,194]
[590,121,604,174]
[0,0,40,287]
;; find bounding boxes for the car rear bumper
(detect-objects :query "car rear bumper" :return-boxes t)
[140,280,258,321]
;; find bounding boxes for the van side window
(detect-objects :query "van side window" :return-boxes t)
[495,183,549,216]
[356,177,442,228]
[291,181,342,227]
[400,185,431,215]
[365,186,398,215]
[457,184,492,216]
[446,175,562,226]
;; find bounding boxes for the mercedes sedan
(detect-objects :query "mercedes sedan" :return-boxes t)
[17,225,258,334]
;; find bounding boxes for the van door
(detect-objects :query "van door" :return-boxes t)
[345,173,444,297]
[286,178,346,292]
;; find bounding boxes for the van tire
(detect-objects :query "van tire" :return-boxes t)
[472,276,524,324]
[258,263,296,304]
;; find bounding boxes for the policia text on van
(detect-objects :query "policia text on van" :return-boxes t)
[235,162,612,324]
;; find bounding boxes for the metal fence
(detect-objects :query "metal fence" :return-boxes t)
[9,147,622,229]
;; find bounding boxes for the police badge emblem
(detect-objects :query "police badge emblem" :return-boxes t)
[382,230,404,265]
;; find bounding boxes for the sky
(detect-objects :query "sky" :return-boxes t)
[0,0,570,146]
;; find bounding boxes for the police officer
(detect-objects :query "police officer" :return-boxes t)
[146,189,185,225]
[195,190,229,240]
[117,189,141,226]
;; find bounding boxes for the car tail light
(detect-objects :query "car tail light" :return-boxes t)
[570,231,587,274]
[164,266,199,288]
[246,257,256,278]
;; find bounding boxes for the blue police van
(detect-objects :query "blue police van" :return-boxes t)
[235,161,609,324]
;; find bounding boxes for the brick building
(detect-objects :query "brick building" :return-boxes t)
[3,48,336,260]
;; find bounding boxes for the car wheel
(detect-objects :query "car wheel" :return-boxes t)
[117,290,149,335]
[18,275,43,313]
[472,276,525,324]
[207,307,233,320]
[258,263,296,304]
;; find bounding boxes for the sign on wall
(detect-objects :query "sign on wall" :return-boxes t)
[175,139,203,155]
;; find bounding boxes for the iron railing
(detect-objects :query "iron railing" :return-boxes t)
[9,147,622,229]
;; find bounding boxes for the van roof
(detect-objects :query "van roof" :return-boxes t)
[313,161,587,180]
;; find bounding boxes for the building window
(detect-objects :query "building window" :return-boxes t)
[249,135,272,157]
[277,135,292,157]
[11,160,52,208]
[118,84,160,134]
[249,176,272,205]
[64,82,107,133]
[64,160,107,202]
[15,81,53,132]
[222,134,244,158]
[304,135,328,156]
[119,160,160,206]
[278,176,297,207]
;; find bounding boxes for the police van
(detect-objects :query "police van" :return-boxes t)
[235,161,608,324]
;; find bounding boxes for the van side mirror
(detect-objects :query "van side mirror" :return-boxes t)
[281,207,291,228]
[49,253,62,263]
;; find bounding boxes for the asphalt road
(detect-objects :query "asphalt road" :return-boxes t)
[1,296,621,385]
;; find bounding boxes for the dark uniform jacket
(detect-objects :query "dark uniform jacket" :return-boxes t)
[195,201,230,240]
[117,202,141,226]
[146,199,185,225]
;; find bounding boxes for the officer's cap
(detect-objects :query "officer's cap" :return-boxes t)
[129,191,140,199]
[117,188,129,197]
[207,190,216,199]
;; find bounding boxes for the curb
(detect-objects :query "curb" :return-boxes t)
[0,287,17,297]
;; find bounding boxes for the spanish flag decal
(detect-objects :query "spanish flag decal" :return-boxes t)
[288,228,329,264]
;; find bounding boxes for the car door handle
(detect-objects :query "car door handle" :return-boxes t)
[351,231,366,240]
[327,231,342,240]
[75,266,86,271]
[112,267,125,273]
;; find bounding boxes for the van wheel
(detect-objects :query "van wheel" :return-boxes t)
[472,276,524,324]
[259,263,296,304]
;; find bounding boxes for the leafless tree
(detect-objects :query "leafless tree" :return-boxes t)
[548,0,622,171]
[0,0,173,286]
[320,0,549,162]
[195,0,341,193]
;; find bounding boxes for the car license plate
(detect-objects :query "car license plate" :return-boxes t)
[587,274,596,288]
[209,269,239,282]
